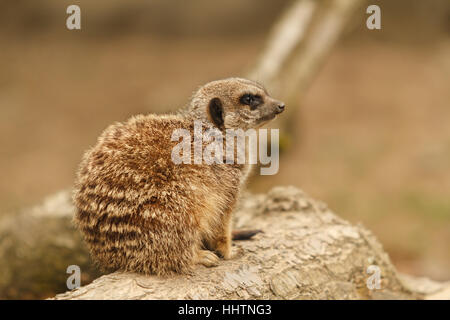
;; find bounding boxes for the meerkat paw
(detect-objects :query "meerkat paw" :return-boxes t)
[216,242,232,260]
[196,250,220,267]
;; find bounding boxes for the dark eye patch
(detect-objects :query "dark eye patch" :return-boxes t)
[240,93,263,110]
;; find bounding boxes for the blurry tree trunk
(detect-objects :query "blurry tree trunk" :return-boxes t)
[248,0,366,133]
[0,191,102,299]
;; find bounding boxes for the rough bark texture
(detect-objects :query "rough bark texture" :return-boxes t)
[48,186,449,300]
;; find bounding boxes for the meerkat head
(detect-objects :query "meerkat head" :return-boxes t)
[188,78,285,130]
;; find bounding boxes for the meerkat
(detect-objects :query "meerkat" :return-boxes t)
[73,77,285,275]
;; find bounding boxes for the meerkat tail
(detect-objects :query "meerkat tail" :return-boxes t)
[232,229,263,240]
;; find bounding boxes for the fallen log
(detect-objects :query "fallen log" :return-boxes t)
[49,186,449,300]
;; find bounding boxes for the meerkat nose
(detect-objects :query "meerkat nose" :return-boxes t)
[276,104,285,113]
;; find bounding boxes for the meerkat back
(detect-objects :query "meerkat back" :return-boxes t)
[73,114,204,275]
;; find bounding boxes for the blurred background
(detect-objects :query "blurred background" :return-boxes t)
[0,0,449,297]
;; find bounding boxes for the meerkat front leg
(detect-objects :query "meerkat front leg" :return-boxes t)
[214,211,233,260]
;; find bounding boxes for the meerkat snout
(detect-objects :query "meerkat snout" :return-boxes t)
[276,103,285,113]
[254,96,285,124]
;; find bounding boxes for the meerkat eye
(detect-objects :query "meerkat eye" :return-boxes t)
[240,94,262,110]
[240,94,254,105]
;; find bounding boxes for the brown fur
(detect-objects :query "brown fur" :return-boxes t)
[73,78,284,275]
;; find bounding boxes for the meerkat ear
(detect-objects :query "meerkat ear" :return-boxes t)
[208,97,224,129]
